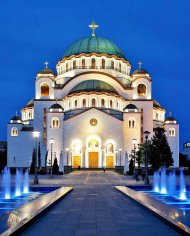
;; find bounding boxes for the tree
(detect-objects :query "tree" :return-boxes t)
[136,144,144,171]
[129,158,134,175]
[179,153,190,167]
[149,127,173,170]
[53,157,59,174]
[30,148,36,174]
[0,147,7,172]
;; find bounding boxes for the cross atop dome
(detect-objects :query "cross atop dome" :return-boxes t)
[138,61,142,69]
[89,20,99,36]
[45,61,49,69]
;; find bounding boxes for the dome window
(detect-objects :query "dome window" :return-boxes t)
[102,59,105,69]
[101,99,105,107]
[92,58,96,69]
[51,117,59,128]
[66,63,68,72]
[137,84,146,96]
[82,59,85,69]
[111,60,114,70]
[41,83,49,96]
[169,128,175,137]
[82,99,86,107]
[11,127,18,136]
[110,100,113,108]
[119,63,121,72]
[74,100,78,108]
[73,60,76,69]
[92,98,96,107]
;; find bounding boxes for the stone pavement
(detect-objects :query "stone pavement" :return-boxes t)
[20,171,180,236]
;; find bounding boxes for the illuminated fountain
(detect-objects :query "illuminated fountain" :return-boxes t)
[15,168,22,196]
[168,171,176,196]
[160,166,167,194]
[179,168,186,200]
[153,171,159,192]
[23,169,29,194]
[2,167,11,199]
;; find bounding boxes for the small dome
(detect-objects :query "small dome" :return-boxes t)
[11,115,21,121]
[165,116,176,122]
[133,68,149,74]
[63,36,125,59]
[123,104,138,111]
[26,99,34,108]
[68,80,118,95]
[50,103,63,109]
[38,68,54,74]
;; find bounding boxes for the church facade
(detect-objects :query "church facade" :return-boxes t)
[7,24,179,169]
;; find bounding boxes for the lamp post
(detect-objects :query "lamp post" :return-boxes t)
[144,130,150,185]
[50,138,54,178]
[32,131,40,184]
[132,139,137,174]
[66,147,69,167]
[119,148,122,166]
[115,150,118,166]
[70,149,73,170]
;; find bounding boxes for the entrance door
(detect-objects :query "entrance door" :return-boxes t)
[106,156,114,168]
[89,152,98,168]
[73,156,81,168]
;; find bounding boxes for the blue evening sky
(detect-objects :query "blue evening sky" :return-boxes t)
[0,0,189,150]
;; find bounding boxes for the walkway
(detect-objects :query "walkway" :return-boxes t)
[21,171,180,236]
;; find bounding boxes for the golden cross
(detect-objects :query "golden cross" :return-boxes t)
[89,20,99,36]
[138,61,142,69]
[45,61,49,69]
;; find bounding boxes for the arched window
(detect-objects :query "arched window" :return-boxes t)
[11,127,18,136]
[92,58,96,69]
[82,99,86,107]
[92,98,96,107]
[51,117,59,128]
[117,101,119,109]
[169,128,175,137]
[111,60,114,69]
[73,60,76,69]
[156,113,159,120]
[28,112,31,119]
[74,100,78,108]
[101,99,105,107]
[119,63,121,72]
[41,83,49,96]
[66,63,68,72]
[110,100,113,108]
[82,59,85,69]
[68,101,70,110]
[102,59,105,69]
[137,84,146,96]
[129,119,135,128]
[106,143,114,153]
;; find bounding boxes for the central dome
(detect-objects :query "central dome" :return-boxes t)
[68,80,118,95]
[63,36,125,59]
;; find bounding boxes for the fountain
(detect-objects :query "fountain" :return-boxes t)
[179,168,186,200]
[2,167,11,199]
[153,171,159,192]
[168,171,176,196]
[23,169,29,194]
[160,166,167,194]
[15,168,22,196]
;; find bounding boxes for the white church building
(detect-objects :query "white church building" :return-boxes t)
[7,23,179,169]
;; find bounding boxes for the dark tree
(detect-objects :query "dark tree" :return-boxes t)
[0,147,7,172]
[149,127,173,170]
[136,144,144,171]
[30,148,36,174]
[129,159,134,175]
[45,150,48,167]
[53,157,59,174]
[179,153,190,167]
[38,142,41,169]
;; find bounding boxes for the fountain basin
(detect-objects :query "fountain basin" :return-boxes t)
[0,186,72,235]
[115,186,190,235]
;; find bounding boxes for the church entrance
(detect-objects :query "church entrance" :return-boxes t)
[106,156,114,168]
[88,152,98,168]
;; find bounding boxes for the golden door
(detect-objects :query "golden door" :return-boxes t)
[106,156,114,168]
[89,152,98,168]
[73,156,81,168]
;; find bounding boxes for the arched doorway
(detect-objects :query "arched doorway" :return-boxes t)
[105,142,114,168]
[71,140,82,168]
[86,135,102,168]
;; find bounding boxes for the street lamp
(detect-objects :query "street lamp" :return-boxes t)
[32,131,40,184]
[119,148,122,166]
[144,130,150,185]
[50,138,54,178]
[132,139,137,174]
[115,150,118,166]
[70,149,74,170]
[66,147,69,166]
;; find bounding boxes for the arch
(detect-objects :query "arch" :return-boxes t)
[86,135,101,149]
[102,59,105,69]
[73,60,76,69]
[51,117,59,128]
[74,100,78,108]
[110,100,113,108]
[91,98,96,107]
[111,60,114,69]
[72,139,82,153]
[82,98,86,107]
[66,62,69,72]
[82,59,85,69]
[169,128,175,137]
[92,58,96,69]
[68,101,70,110]
[128,118,135,128]
[156,112,159,120]
[28,112,31,119]
[41,83,49,96]
[137,83,147,96]
[101,98,105,107]
[11,127,18,136]
[119,62,121,72]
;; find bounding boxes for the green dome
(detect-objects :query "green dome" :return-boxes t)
[63,36,125,59]
[68,80,118,95]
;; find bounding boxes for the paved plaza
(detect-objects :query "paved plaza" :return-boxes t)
[20,171,180,236]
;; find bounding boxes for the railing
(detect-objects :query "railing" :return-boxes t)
[58,66,128,76]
